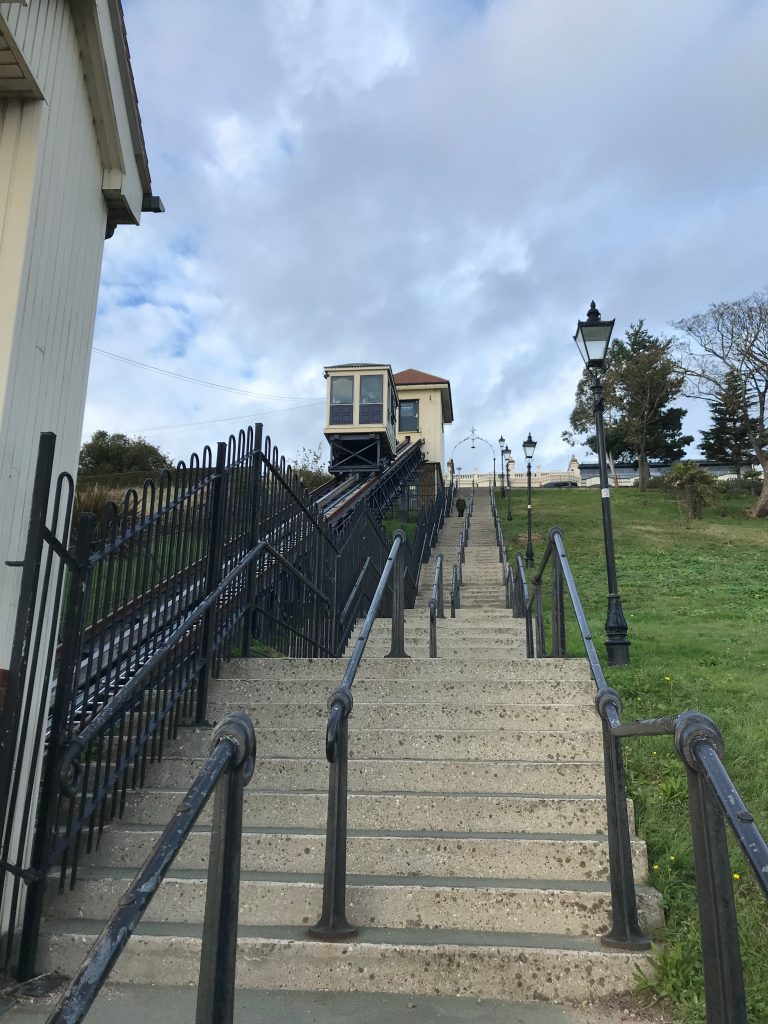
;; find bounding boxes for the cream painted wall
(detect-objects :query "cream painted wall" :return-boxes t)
[396,385,447,468]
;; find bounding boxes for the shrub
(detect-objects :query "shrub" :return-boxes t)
[663,462,717,520]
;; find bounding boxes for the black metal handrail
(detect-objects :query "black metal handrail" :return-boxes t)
[512,527,648,951]
[510,525,768,1019]
[616,712,767,1023]
[428,554,445,658]
[45,711,256,1024]
[309,531,408,939]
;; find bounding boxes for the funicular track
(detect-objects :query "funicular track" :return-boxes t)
[319,438,423,529]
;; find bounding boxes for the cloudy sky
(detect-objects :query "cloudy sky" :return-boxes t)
[83,0,768,472]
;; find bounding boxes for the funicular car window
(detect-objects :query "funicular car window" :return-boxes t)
[359,374,383,424]
[330,375,354,425]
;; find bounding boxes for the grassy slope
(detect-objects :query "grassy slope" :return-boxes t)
[500,486,768,1023]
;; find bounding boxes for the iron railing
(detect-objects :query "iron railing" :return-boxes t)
[428,554,444,658]
[0,424,423,978]
[309,531,409,938]
[44,711,256,1024]
[509,525,768,1023]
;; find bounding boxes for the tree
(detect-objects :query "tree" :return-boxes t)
[699,370,755,476]
[609,323,692,490]
[291,445,332,492]
[564,322,692,491]
[79,431,173,477]
[673,287,768,517]
[562,352,632,486]
[663,462,717,520]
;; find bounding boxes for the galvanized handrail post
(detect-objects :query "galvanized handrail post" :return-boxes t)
[196,713,256,1024]
[551,552,566,657]
[388,530,408,658]
[437,555,444,618]
[675,713,748,1023]
[534,578,545,657]
[595,690,650,951]
[44,713,256,1024]
[308,692,355,940]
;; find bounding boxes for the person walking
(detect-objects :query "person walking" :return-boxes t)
[455,495,466,518]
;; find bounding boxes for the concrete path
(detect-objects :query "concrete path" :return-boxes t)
[2,982,670,1023]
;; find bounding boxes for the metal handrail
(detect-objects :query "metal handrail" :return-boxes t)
[510,526,647,951]
[616,710,767,1022]
[309,531,408,938]
[428,554,445,658]
[509,523,768,1017]
[45,712,256,1024]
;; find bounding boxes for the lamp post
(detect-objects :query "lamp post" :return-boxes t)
[502,445,511,516]
[523,433,536,567]
[573,300,630,667]
[493,455,496,491]
[498,436,507,496]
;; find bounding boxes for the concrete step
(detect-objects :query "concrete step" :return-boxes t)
[168,727,603,761]
[48,872,663,937]
[349,626,524,643]
[204,701,597,732]
[355,644,525,658]
[145,757,607,795]
[85,828,650,881]
[215,657,595,684]
[206,676,595,706]
[119,790,618,835]
[39,923,653,1002]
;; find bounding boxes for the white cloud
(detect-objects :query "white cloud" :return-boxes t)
[90,0,768,468]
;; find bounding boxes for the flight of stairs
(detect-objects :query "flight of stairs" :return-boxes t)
[38,490,662,1004]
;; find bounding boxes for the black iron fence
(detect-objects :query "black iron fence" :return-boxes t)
[0,423,442,979]
[506,525,768,1024]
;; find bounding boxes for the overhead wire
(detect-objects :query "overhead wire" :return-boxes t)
[92,347,320,401]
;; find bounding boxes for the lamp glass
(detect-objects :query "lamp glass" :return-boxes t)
[574,319,614,368]
[522,434,537,460]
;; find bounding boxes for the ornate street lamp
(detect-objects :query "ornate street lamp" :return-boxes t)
[573,300,629,667]
[502,445,511,515]
[498,436,506,496]
[523,432,536,567]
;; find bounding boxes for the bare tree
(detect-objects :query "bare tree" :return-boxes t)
[673,287,768,517]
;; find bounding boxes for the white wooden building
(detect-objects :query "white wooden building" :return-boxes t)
[0,0,160,659]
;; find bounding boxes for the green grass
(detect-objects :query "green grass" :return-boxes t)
[381,515,419,545]
[499,485,768,1023]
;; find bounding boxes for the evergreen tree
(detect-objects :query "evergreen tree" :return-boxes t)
[607,322,693,490]
[699,370,754,476]
[565,322,693,490]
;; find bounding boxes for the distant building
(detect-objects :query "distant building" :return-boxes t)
[393,369,454,497]
[577,460,751,486]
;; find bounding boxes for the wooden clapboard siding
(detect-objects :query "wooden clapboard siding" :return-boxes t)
[0,0,107,658]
